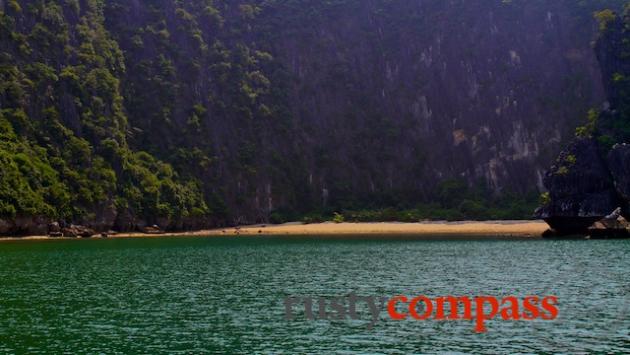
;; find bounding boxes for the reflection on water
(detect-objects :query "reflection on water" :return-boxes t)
[0,236,628,353]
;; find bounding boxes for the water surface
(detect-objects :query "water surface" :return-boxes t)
[0,236,628,353]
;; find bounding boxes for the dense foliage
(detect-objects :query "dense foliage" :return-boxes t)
[0,0,208,229]
[576,3,630,145]
[272,181,540,224]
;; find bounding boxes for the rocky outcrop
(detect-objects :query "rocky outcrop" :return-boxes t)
[537,4,630,237]
[0,211,217,237]
[48,222,62,237]
[588,211,630,238]
[62,225,96,238]
[141,225,164,235]
[536,140,630,237]
[536,141,630,236]
[535,138,620,234]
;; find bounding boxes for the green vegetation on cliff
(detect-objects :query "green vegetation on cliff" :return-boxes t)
[577,3,630,144]
[0,1,208,229]
[535,2,630,233]
[0,1,626,232]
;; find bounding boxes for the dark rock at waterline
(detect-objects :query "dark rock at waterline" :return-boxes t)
[48,222,62,237]
[535,138,620,234]
[61,228,77,238]
[1,212,211,237]
[541,209,630,239]
[0,216,49,235]
[587,208,630,238]
[16,216,49,235]
[141,225,164,234]
[78,227,96,238]
[62,225,96,238]
[541,228,587,238]
[48,222,61,233]
[541,229,556,238]
[537,140,630,236]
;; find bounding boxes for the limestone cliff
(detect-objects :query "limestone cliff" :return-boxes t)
[0,0,625,233]
[536,3,630,234]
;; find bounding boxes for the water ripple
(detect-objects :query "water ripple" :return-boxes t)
[0,237,628,353]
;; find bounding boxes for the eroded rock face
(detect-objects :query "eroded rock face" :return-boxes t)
[0,219,14,235]
[535,138,619,233]
[0,216,50,236]
[85,204,118,233]
[608,144,630,202]
[113,210,147,233]
[106,0,607,217]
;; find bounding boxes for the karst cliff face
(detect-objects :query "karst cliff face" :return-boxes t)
[269,0,612,203]
[0,0,624,232]
[536,3,630,235]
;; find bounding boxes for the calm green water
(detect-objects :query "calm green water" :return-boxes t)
[0,236,628,353]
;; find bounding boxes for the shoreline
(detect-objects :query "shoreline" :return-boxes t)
[0,220,548,241]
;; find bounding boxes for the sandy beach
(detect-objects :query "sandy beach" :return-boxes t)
[198,220,548,237]
[0,220,548,241]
